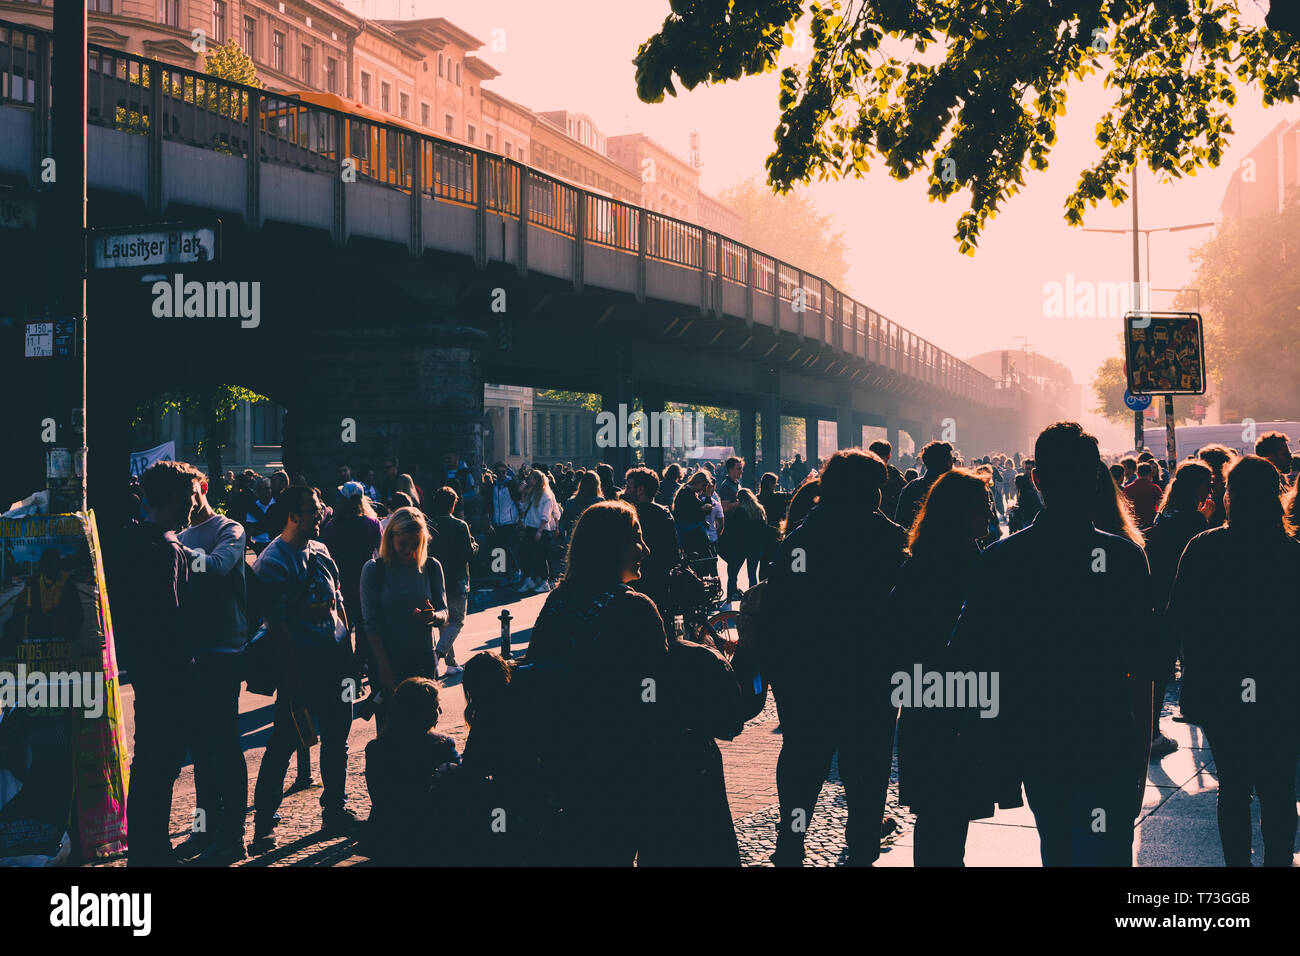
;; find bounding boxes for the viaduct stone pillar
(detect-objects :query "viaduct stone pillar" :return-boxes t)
[288,323,487,503]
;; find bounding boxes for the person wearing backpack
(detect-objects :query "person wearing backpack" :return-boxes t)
[250,486,360,849]
[359,507,450,729]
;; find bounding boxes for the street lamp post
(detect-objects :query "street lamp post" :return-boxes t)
[49,0,88,513]
[1082,168,1214,454]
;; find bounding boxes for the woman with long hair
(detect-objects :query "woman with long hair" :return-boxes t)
[890,469,995,865]
[1169,455,1300,866]
[1092,462,1145,547]
[1145,460,1215,758]
[525,500,740,866]
[359,507,449,722]
[518,467,560,594]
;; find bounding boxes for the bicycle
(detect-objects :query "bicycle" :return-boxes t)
[664,554,741,662]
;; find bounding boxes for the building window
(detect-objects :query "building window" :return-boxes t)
[438,53,443,77]
[381,81,391,113]
[88,0,113,10]
[300,45,312,84]
[485,133,493,151]
[455,63,461,86]
[509,407,520,457]
[467,124,476,143]
[211,0,227,42]
[421,103,430,127]
[325,57,338,93]
[518,147,524,161]
[272,31,285,73]
[360,72,371,105]
[504,139,512,157]
[160,0,180,27]
[444,114,454,136]
[399,92,410,119]
[243,16,256,59]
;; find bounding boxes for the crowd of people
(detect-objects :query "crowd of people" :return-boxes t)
[110,421,1300,866]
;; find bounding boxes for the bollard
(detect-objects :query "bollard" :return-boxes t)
[499,608,513,660]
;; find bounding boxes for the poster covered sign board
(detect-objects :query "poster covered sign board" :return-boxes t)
[1124,311,1207,395]
[0,513,128,862]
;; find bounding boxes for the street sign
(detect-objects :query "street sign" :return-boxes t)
[24,319,77,359]
[1123,389,1152,412]
[1124,311,1206,395]
[89,221,221,269]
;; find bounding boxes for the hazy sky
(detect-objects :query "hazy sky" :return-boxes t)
[356,0,1291,405]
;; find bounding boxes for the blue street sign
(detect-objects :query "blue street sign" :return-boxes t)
[1124,390,1152,412]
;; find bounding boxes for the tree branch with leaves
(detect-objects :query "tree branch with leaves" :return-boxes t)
[636,1,1300,254]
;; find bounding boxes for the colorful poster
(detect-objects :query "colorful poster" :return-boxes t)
[0,512,128,863]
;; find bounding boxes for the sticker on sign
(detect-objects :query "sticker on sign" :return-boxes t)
[25,322,54,357]
[91,224,219,269]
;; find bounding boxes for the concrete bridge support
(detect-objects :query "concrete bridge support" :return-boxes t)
[287,324,489,502]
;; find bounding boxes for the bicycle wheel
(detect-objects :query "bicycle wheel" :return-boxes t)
[704,609,740,662]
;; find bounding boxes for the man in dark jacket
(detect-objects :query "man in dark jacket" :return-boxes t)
[176,473,250,866]
[894,440,954,532]
[623,466,678,617]
[116,460,201,866]
[869,439,906,521]
[429,486,478,676]
[950,422,1156,866]
[764,449,908,866]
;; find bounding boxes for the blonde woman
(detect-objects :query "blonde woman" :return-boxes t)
[360,507,449,714]
[518,468,559,594]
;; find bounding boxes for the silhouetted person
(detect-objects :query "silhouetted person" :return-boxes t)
[764,449,907,866]
[363,676,460,865]
[888,469,995,865]
[623,466,678,615]
[895,440,954,531]
[1169,455,1300,866]
[869,439,906,520]
[116,461,200,866]
[951,422,1156,866]
[525,500,741,865]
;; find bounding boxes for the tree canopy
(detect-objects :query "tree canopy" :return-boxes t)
[1184,200,1299,421]
[636,1,1300,254]
[205,39,261,88]
[719,176,851,287]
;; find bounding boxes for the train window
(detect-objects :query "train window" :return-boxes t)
[349,121,370,162]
